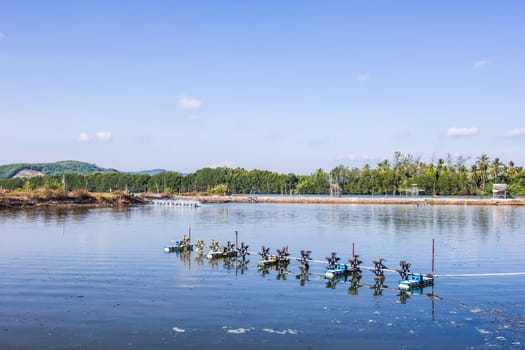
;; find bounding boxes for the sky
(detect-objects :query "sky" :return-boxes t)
[0,1,524,174]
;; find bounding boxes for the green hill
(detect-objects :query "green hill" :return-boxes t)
[0,161,118,179]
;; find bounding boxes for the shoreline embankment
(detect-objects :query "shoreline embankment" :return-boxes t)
[166,195,525,207]
[1,191,524,208]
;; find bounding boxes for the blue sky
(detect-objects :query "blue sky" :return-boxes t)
[0,1,524,174]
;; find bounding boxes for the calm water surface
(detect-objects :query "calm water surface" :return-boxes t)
[1,203,524,349]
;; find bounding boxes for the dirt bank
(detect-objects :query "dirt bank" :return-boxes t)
[166,195,525,206]
[0,191,148,208]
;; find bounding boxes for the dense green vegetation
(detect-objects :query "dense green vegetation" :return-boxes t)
[1,153,524,196]
[324,152,525,196]
[0,161,116,179]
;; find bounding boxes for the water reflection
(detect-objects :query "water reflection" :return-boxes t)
[0,206,142,227]
[0,206,93,224]
[347,275,362,295]
[235,259,250,275]
[175,250,254,275]
[295,270,310,287]
[370,279,388,296]
[3,204,524,349]
[325,275,346,289]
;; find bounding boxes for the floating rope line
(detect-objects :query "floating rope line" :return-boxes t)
[434,272,525,278]
[298,259,525,277]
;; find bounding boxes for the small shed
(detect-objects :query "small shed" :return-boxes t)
[492,184,508,199]
[401,184,424,196]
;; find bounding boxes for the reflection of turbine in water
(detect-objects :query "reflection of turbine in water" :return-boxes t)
[295,270,310,287]
[194,253,204,266]
[276,265,289,280]
[370,279,388,296]
[258,263,279,277]
[178,251,192,268]
[326,275,347,289]
[347,274,362,295]
[235,258,249,275]
[298,250,312,271]
[223,257,235,270]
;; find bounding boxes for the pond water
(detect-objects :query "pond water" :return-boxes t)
[1,203,524,349]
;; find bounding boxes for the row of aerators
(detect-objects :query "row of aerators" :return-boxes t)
[164,231,434,291]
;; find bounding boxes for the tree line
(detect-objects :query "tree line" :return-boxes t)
[1,153,524,196]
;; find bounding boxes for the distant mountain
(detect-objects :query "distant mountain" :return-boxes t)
[125,169,168,176]
[0,161,118,179]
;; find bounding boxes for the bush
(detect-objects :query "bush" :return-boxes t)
[209,184,228,195]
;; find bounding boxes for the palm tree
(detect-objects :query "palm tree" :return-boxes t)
[490,158,502,183]
[458,164,469,194]
[470,164,480,194]
[476,154,490,191]
[377,160,390,195]
[504,160,518,181]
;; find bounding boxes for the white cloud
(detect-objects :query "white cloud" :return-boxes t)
[178,96,203,109]
[79,132,91,142]
[79,131,112,142]
[505,128,525,137]
[447,127,478,137]
[0,32,5,41]
[356,73,370,81]
[473,60,489,69]
[95,131,112,141]
[209,161,235,168]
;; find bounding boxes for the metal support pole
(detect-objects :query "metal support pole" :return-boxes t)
[235,230,238,249]
[432,238,435,276]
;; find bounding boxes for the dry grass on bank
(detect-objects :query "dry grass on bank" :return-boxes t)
[0,189,146,208]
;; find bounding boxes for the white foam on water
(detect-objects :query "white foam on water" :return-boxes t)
[476,328,491,335]
[172,327,186,333]
[227,328,252,334]
[449,321,461,327]
[262,328,300,335]
[496,336,506,341]
[470,308,482,313]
